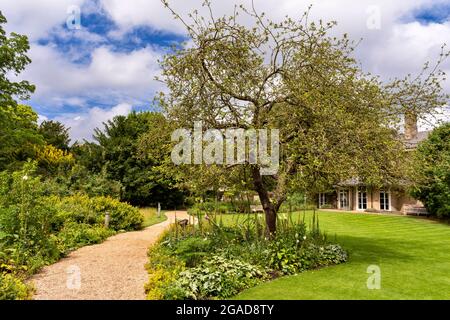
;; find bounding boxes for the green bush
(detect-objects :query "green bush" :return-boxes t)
[51,194,143,231]
[279,192,317,212]
[0,273,32,300]
[173,237,213,267]
[146,212,348,300]
[316,244,348,266]
[0,163,61,268]
[0,162,143,300]
[145,244,185,300]
[164,255,266,300]
[55,222,115,255]
[410,123,450,217]
[188,200,255,215]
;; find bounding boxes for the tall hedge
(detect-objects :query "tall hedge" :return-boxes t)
[411,123,450,217]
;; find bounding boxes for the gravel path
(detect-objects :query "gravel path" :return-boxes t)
[30,211,190,300]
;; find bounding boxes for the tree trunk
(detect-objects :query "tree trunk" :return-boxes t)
[251,165,277,236]
[264,205,277,236]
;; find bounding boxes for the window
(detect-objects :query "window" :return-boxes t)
[358,187,367,210]
[380,190,390,211]
[319,193,326,208]
[339,190,348,209]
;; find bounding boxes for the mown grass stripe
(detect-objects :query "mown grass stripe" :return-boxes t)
[231,211,450,300]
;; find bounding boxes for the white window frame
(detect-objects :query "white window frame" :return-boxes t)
[357,187,367,211]
[318,193,326,208]
[339,189,348,210]
[380,190,391,211]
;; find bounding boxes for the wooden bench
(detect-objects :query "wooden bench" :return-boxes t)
[405,206,429,216]
[250,205,264,213]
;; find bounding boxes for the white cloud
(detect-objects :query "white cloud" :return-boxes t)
[3,0,450,140]
[52,103,133,142]
[98,0,450,90]
[1,0,85,41]
[21,44,163,110]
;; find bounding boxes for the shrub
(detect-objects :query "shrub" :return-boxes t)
[317,244,348,265]
[146,211,348,300]
[0,162,142,300]
[89,196,143,230]
[55,222,115,255]
[145,244,185,300]
[146,242,185,272]
[0,273,32,300]
[51,194,143,231]
[0,163,61,268]
[279,192,317,212]
[267,243,303,274]
[410,123,450,217]
[165,255,266,300]
[173,237,213,267]
[188,200,254,215]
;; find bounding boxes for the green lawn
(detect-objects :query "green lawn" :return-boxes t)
[140,207,167,228]
[232,211,450,300]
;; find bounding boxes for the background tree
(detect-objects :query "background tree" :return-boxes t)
[94,111,185,208]
[158,1,448,234]
[35,144,75,176]
[410,123,450,217]
[0,11,39,171]
[0,104,44,171]
[38,120,71,151]
[71,141,104,173]
[0,11,35,109]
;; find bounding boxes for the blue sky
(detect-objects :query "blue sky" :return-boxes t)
[2,0,450,141]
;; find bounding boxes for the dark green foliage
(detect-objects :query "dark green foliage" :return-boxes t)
[173,237,212,267]
[0,162,143,300]
[93,111,186,207]
[49,164,123,199]
[0,273,31,300]
[166,255,267,300]
[0,11,35,109]
[38,120,71,151]
[146,211,347,299]
[0,105,44,171]
[55,222,114,255]
[71,142,104,173]
[411,123,450,217]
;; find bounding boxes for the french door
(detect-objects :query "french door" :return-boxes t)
[358,187,367,210]
[380,190,390,211]
[339,190,349,210]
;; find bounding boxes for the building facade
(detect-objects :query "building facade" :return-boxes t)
[317,114,429,215]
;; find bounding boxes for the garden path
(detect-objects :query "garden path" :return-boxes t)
[30,211,190,300]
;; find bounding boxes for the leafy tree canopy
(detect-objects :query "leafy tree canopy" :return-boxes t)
[157,1,449,234]
[94,111,185,208]
[0,11,35,109]
[410,123,450,217]
[0,104,44,171]
[38,120,71,151]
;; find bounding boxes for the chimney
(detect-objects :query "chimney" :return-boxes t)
[404,112,418,140]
